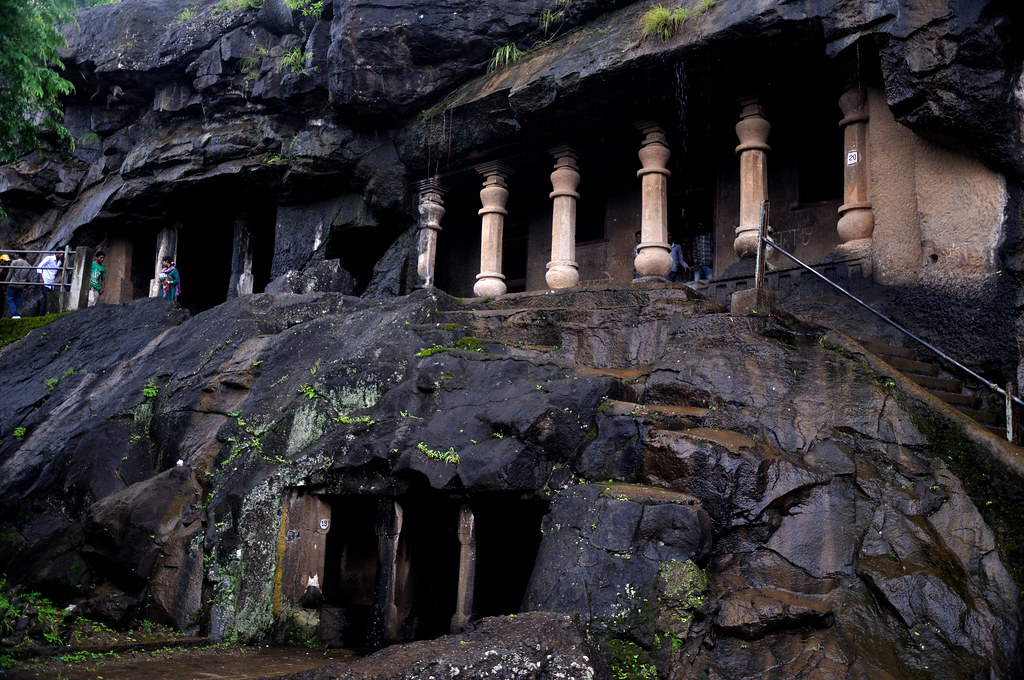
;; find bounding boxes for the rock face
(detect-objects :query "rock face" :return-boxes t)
[0,286,1021,678]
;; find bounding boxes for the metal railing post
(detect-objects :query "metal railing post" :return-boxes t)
[1007,383,1017,444]
[754,200,770,300]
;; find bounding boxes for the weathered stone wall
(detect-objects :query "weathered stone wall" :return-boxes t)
[867,86,924,285]
[95,238,135,304]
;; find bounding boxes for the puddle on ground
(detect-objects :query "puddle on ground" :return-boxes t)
[5,645,358,679]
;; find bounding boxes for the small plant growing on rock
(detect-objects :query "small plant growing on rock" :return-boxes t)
[174,8,196,24]
[640,0,715,42]
[142,379,159,399]
[334,413,375,425]
[281,47,312,73]
[487,43,524,74]
[214,0,263,14]
[13,427,26,441]
[286,0,323,17]
[417,442,460,464]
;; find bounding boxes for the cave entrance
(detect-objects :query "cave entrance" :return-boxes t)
[141,197,276,313]
[176,214,234,314]
[471,494,547,619]
[308,491,547,649]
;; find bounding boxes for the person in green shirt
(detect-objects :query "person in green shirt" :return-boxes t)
[89,251,106,307]
[159,256,180,301]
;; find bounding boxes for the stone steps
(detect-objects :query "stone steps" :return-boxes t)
[604,398,760,455]
[601,399,710,431]
[853,336,1005,436]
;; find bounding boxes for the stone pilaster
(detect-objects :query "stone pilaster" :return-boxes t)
[277,490,332,608]
[734,98,771,259]
[634,122,673,278]
[836,86,874,248]
[368,499,403,650]
[149,225,178,297]
[450,504,477,633]
[546,146,581,289]
[228,217,254,298]
[66,246,93,311]
[474,163,512,297]
[416,178,447,288]
[97,238,133,304]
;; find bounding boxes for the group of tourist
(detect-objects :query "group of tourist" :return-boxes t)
[0,249,69,318]
[0,249,180,318]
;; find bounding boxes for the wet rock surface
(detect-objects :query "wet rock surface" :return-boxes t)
[268,611,605,680]
[0,286,1021,678]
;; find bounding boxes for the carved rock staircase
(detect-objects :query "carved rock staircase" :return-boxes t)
[854,335,1005,435]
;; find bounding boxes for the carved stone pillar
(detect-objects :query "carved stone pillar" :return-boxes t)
[734,98,771,259]
[450,504,477,633]
[277,490,331,609]
[368,499,403,650]
[473,163,512,297]
[149,225,178,297]
[837,86,874,247]
[546,146,581,289]
[228,217,254,298]
[416,178,447,288]
[634,122,673,278]
[66,246,93,311]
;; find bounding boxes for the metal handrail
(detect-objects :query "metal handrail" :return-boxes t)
[758,235,1024,414]
[749,196,1019,440]
[1,248,74,289]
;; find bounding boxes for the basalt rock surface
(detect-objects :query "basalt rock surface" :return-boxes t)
[0,285,1021,678]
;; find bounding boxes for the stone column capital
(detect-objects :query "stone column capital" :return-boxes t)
[549,147,581,201]
[548,145,580,166]
[838,86,869,127]
[474,162,513,186]
[735,97,771,154]
[635,120,667,143]
[417,177,448,200]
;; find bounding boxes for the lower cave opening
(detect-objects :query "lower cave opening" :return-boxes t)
[315,492,547,649]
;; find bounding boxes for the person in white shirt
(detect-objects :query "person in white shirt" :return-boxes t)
[36,250,64,315]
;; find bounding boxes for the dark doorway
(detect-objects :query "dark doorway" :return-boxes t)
[322,496,378,647]
[393,493,461,641]
[472,495,547,618]
[177,213,233,315]
[321,492,545,646]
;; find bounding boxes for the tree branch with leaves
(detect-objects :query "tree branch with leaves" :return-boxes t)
[0,0,76,164]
